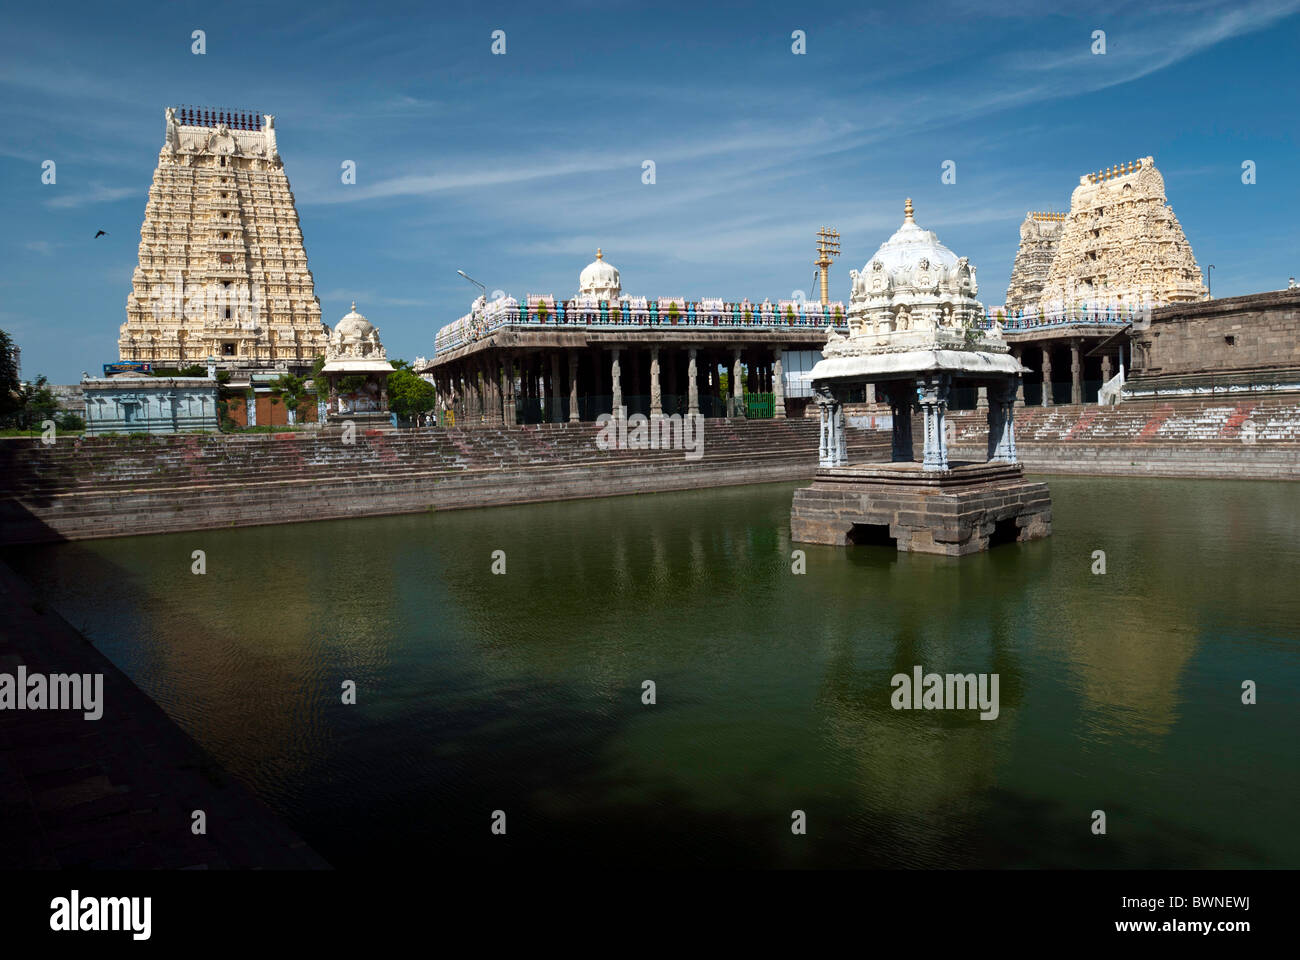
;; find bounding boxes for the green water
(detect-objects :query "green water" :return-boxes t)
[10,477,1299,868]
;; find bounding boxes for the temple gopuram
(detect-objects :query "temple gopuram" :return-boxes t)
[118,106,329,374]
[1003,212,1065,316]
[987,157,1208,407]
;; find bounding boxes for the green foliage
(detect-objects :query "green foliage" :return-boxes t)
[8,374,59,429]
[387,365,436,419]
[337,375,367,394]
[0,329,23,424]
[271,372,307,415]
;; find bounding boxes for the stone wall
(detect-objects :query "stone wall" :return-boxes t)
[0,419,889,544]
[1128,288,1300,391]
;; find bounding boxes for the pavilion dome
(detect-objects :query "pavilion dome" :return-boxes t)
[578,249,621,299]
[334,302,376,340]
[850,198,978,307]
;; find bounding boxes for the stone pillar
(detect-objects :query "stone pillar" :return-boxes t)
[917,374,951,471]
[866,382,876,407]
[976,385,988,411]
[610,347,623,416]
[568,351,580,423]
[884,382,913,463]
[649,346,662,419]
[501,353,516,427]
[987,378,1018,463]
[687,348,699,416]
[551,352,562,422]
[1101,353,1113,385]
[731,346,744,418]
[1041,346,1053,407]
[1070,338,1082,405]
[815,386,845,468]
[1012,348,1025,403]
[772,347,786,418]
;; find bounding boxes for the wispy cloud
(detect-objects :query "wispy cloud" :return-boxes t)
[44,184,138,210]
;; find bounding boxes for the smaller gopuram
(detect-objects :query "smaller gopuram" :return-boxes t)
[790,199,1052,555]
[1004,212,1065,315]
[320,303,394,427]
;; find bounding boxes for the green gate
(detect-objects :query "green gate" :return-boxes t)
[744,392,775,419]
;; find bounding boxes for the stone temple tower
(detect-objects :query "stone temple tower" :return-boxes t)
[1004,212,1065,315]
[1038,157,1206,313]
[119,107,329,372]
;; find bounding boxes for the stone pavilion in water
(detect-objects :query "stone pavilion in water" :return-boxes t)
[790,200,1052,555]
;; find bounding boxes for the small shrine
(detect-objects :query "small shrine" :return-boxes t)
[790,199,1052,555]
[320,303,395,427]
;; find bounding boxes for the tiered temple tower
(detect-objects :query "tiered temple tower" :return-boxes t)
[1038,157,1206,312]
[1004,212,1064,315]
[118,106,328,372]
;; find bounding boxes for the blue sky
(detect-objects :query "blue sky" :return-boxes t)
[2,0,1298,382]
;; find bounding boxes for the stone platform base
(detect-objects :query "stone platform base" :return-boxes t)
[790,461,1052,555]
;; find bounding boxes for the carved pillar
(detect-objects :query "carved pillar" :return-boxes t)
[1012,348,1025,403]
[732,346,744,418]
[1041,345,1053,407]
[814,385,845,468]
[1101,353,1113,385]
[772,347,786,418]
[610,347,623,416]
[501,352,516,427]
[1070,337,1082,405]
[568,351,580,423]
[687,348,700,417]
[976,385,988,411]
[917,374,951,471]
[987,378,1019,463]
[551,351,562,422]
[649,346,662,419]
[883,382,913,463]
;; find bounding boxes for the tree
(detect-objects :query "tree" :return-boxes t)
[0,330,22,424]
[271,372,307,424]
[12,375,59,429]
[386,364,436,423]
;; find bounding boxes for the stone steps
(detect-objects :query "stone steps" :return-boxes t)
[0,418,890,543]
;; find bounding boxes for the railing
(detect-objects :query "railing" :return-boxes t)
[435,300,849,356]
[978,306,1138,331]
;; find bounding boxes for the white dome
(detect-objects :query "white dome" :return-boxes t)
[578,248,621,299]
[851,199,978,305]
[862,198,959,279]
[334,302,375,339]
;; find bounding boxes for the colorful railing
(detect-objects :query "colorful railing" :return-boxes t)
[435,299,849,356]
[979,307,1140,331]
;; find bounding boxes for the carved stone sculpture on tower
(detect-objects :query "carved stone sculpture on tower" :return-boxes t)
[1038,157,1206,314]
[118,106,328,372]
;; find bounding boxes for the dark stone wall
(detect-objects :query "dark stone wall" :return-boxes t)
[1134,289,1300,378]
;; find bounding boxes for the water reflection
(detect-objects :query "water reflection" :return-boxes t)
[6,476,1297,868]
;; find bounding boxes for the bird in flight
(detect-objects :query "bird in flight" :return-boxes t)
[94,230,107,238]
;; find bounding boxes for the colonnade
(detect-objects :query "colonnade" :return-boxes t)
[429,343,794,426]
